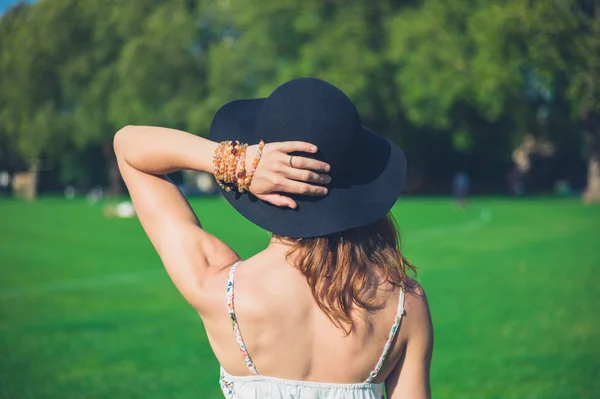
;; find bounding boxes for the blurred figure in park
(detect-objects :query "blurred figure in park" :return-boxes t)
[0,171,10,196]
[554,180,572,197]
[452,171,470,208]
[64,185,76,200]
[508,134,555,197]
[114,78,432,399]
[86,186,104,204]
[507,168,525,196]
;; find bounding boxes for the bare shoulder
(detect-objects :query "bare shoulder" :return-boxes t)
[402,277,433,343]
[404,277,429,308]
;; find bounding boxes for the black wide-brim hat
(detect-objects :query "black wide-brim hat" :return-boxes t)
[209,78,406,238]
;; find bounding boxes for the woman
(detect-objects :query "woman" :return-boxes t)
[114,78,433,398]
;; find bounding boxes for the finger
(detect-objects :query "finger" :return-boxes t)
[274,141,318,154]
[260,193,297,209]
[285,167,331,184]
[281,180,328,196]
[289,156,331,173]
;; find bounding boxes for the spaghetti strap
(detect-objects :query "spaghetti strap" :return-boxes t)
[226,261,259,376]
[365,287,406,383]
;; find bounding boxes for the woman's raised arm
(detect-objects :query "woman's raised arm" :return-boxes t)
[113,125,330,308]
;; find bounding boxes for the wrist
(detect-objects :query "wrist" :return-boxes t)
[187,138,218,174]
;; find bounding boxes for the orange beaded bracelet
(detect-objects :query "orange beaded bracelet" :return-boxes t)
[213,140,265,192]
[239,140,265,192]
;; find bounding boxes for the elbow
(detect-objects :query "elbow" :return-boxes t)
[113,125,136,157]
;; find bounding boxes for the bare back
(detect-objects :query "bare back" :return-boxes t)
[198,244,427,386]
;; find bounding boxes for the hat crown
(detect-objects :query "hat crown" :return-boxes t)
[257,78,362,170]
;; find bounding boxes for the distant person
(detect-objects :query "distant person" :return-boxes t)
[86,186,104,204]
[507,168,525,196]
[114,78,433,399]
[0,171,10,196]
[452,171,470,207]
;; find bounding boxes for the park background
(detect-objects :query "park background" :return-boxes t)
[0,0,599,398]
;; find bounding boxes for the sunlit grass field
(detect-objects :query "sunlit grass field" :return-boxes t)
[1,197,598,399]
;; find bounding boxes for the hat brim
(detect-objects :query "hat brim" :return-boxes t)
[209,99,407,238]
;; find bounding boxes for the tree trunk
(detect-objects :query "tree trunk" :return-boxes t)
[583,155,600,203]
[580,4,599,202]
[103,143,122,197]
[582,125,600,203]
[12,161,38,201]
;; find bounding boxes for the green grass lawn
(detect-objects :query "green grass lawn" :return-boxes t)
[0,197,599,399]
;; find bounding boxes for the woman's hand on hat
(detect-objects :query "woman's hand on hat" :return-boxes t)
[247,141,331,209]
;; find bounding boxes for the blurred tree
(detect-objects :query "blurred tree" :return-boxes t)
[59,0,157,195]
[388,0,599,200]
[562,0,600,202]
[0,2,70,199]
[109,2,203,129]
[197,1,412,135]
[0,0,595,196]
[56,0,206,195]
[469,0,599,200]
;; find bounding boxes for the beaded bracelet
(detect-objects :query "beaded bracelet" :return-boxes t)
[239,140,265,192]
[213,140,265,192]
[235,143,248,193]
[213,141,234,191]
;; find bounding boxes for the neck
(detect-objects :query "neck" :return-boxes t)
[269,235,295,246]
[267,238,297,257]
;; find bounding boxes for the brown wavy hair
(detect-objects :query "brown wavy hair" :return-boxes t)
[273,212,415,334]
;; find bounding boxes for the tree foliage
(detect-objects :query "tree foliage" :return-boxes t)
[0,0,596,197]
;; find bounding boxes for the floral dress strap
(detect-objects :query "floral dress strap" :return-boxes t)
[226,261,259,376]
[365,287,406,383]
